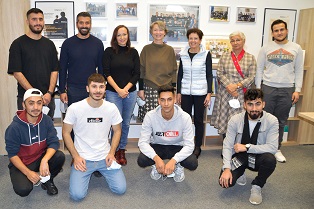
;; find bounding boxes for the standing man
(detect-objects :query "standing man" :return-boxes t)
[137,85,198,183]
[219,89,278,205]
[62,73,126,201]
[5,88,65,197]
[59,12,104,106]
[255,19,304,162]
[8,8,59,119]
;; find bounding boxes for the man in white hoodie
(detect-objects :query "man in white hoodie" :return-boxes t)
[137,85,198,182]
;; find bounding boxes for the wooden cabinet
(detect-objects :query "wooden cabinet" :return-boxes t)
[288,8,314,144]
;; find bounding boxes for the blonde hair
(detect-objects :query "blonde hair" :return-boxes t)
[229,31,246,41]
[150,21,168,35]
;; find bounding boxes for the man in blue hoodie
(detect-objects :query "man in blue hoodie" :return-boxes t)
[5,88,65,197]
[137,85,198,182]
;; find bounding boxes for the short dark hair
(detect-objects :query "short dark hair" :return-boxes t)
[27,8,43,18]
[186,28,203,40]
[87,73,106,85]
[244,89,264,102]
[271,19,287,32]
[111,25,131,54]
[76,12,91,23]
[157,85,175,97]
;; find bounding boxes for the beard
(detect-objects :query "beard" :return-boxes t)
[29,24,44,34]
[78,27,90,36]
[274,34,287,42]
[248,111,262,120]
[89,92,104,101]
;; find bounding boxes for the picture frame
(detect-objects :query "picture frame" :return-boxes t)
[128,27,138,42]
[35,1,75,40]
[149,4,200,43]
[202,35,232,63]
[90,27,107,42]
[172,46,184,61]
[237,7,256,23]
[262,8,297,46]
[209,6,230,22]
[86,2,107,18]
[115,3,138,19]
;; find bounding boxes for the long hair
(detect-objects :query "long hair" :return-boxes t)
[111,25,131,54]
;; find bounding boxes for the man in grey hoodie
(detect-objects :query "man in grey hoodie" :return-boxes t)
[137,85,198,182]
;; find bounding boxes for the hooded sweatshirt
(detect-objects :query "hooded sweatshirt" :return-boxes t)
[5,110,59,166]
[138,104,194,163]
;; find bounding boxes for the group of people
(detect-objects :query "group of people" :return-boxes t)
[5,7,303,205]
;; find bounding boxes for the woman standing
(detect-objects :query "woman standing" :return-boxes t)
[103,25,140,165]
[137,21,177,122]
[211,31,256,138]
[177,28,213,158]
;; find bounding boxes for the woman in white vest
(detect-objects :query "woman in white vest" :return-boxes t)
[177,28,213,158]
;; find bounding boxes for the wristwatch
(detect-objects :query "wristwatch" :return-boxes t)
[245,144,251,151]
[47,90,53,96]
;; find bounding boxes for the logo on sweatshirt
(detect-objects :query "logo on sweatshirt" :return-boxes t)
[155,131,179,137]
[267,48,294,67]
[87,118,103,123]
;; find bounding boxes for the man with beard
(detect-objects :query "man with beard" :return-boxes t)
[62,74,126,201]
[219,89,278,205]
[255,19,304,163]
[5,88,65,197]
[8,8,59,119]
[59,12,104,107]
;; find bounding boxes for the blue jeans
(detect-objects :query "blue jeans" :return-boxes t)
[69,159,126,201]
[105,90,137,149]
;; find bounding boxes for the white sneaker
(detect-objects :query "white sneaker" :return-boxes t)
[275,150,286,163]
[174,163,185,182]
[249,185,262,205]
[150,165,161,180]
[236,173,247,186]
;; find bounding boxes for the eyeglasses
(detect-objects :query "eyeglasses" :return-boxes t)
[230,39,242,43]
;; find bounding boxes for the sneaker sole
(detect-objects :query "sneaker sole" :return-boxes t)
[249,200,262,205]
[236,181,246,186]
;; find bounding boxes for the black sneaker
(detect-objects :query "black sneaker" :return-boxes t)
[193,147,202,159]
[93,171,102,177]
[41,180,58,195]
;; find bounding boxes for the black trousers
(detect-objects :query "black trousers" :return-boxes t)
[9,150,65,197]
[181,94,206,148]
[137,144,198,170]
[219,152,276,188]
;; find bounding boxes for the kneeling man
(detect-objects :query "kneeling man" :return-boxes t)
[5,88,65,197]
[219,89,278,205]
[62,73,126,201]
[138,85,198,182]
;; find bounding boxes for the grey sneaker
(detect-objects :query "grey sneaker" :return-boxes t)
[249,185,262,205]
[236,173,247,186]
[174,163,185,182]
[150,165,161,180]
[275,150,286,163]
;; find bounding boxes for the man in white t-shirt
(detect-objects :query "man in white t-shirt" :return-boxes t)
[62,73,126,201]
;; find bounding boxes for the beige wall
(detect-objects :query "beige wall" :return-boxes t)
[0,0,30,155]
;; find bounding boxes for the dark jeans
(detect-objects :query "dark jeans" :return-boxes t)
[262,84,294,149]
[18,96,55,119]
[181,94,206,148]
[67,86,89,106]
[9,150,65,197]
[218,152,276,188]
[137,144,198,170]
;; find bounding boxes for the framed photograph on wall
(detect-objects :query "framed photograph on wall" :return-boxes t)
[35,1,75,40]
[149,4,200,43]
[128,27,138,42]
[90,27,107,41]
[209,6,230,22]
[86,2,107,18]
[262,8,297,46]
[237,7,256,23]
[172,46,184,61]
[115,3,138,19]
[202,36,231,63]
